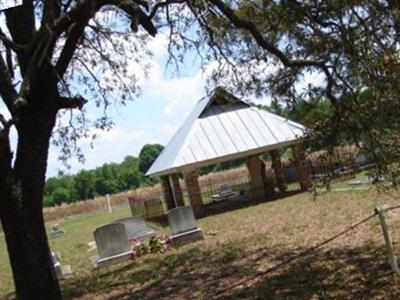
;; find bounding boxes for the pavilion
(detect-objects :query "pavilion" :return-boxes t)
[146,88,311,218]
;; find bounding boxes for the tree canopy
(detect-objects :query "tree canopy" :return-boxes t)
[138,143,164,174]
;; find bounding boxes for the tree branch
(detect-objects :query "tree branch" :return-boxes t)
[113,0,157,36]
[4,0,36,74]
[0,53,18,111]
[149,0,187,19]
[54,0,157,36]
[0,113,8,128]
[208,0,339,107]
[41,0,62,28]
[56,20,89,77]
[63,0,74,12]
[51,0,157,78]
[0,26,25,52]
[58,96,87,110]
[0,113,13,176]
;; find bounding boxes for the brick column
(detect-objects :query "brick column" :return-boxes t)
[160,176,176,210]
[169,173,184,207]
[292,144,312,191]
[184,171,205,218]
[270,149,287,192]
[246,155,268,200]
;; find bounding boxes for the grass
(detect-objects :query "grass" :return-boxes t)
[2,183,400,299]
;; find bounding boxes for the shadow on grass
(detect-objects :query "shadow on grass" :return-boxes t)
[63,239,400,300]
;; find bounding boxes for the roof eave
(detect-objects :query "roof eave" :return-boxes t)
[147,138,303,178]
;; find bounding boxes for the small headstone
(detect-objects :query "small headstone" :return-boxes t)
[49,224,65,239]
[51,251,72,279]
[113,217,157,240]
[49,229,65,239]
[87,241,97,252]
[347,177,372,186]
[93,223,132,267]
[168,206,198,235]
[167,206,204,246]
[106,194,112,214]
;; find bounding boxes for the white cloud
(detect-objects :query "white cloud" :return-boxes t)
[294,70,326,95]
[48,126,154,175]
[147,33,169,58]
[140,59,210,116]
[158,123,179,137]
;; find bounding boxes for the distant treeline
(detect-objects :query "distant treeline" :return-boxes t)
[44,144,164,207]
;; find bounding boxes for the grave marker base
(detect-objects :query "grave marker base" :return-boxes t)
[170,228,204,247]
[93,250,133,268]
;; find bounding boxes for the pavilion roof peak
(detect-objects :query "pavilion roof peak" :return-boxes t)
[208,87,242,105]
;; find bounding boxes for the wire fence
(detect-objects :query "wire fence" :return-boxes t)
[212,204,400,297]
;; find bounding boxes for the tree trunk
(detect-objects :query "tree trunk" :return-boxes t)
[0,193,61,300]
[0,90,61,299]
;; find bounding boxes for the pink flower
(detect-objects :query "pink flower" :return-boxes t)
[130,249,140,259]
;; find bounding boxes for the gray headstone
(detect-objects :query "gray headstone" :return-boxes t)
[167,206,198,235]
[94,223,130,259]
[113,217,156,240]
[49,229,65,239]
[50,251,72,279]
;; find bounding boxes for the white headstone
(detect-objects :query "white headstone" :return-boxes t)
[94,223,130,259]
[106,194,112,214]
[113,217,156,240]
[167,206,198,235]
[51,251,60,265]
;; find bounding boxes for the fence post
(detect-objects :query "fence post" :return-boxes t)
[375,205,399,274]
[106,194,112,214]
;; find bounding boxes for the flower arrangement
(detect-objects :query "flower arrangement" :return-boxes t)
[130,235,171,259]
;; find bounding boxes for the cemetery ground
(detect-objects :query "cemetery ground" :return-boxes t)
[2,185,400,299]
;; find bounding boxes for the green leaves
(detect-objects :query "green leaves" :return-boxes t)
[43,145,164,206]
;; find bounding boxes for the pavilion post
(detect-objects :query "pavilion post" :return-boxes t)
[169,173,185,206]
[270,149,287,192]
[292,144,312,191]
[160,176,176,210]
[247,155,269,200]
[184,171,205,218]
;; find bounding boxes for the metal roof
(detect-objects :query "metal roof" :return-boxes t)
[146,88,306,177]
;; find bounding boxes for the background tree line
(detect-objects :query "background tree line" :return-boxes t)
[44,143,164,206]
